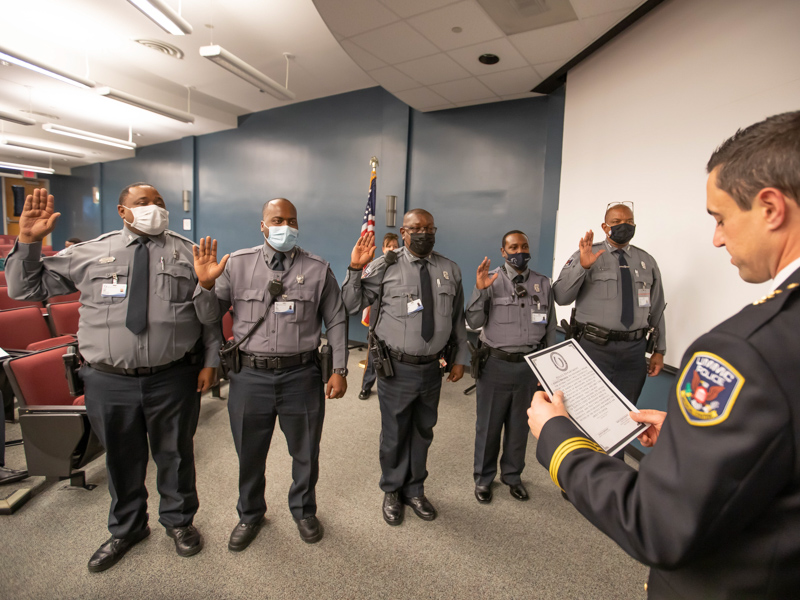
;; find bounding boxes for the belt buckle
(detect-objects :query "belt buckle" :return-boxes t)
[254,357,267,370]
[268,357,280,370]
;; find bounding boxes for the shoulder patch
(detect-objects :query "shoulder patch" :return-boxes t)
[564,257,573,267]
[362,262,375,278]
[676,351,745,427]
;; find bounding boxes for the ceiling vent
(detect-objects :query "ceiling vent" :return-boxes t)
[478,0,578,35]
[134,39,184,60]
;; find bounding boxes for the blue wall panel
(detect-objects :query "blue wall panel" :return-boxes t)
[49,164,102,248]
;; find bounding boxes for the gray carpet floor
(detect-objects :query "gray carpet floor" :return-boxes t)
[0,354,648,600]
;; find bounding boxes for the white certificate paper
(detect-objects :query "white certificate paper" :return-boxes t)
[526,339,647,455]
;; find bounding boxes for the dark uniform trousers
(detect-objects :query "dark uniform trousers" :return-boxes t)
[474,356,537,486]
[81,361,202,538]
[227,362,325,522]
[361,352,377,393]
[579,337,647,406]
[377,359,441,498]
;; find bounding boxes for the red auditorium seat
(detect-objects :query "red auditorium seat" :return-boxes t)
[47,291,80,304]
[47,301,81,336]
[0,272,6,286]
[0,306,53,350]
[222,309,234,341]
[0,245,13,258]
[27,336,77,351]
[0,287,44,311]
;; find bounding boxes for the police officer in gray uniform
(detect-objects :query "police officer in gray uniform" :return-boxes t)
[194,198,347,549]
[466,230,555,504]
[552,204,666,406]
[344,209,470,526]
[5,185,221,572]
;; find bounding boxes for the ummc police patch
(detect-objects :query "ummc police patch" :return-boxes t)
[676,352,745,427]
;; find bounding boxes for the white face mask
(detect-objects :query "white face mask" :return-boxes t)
[125,205,169,236]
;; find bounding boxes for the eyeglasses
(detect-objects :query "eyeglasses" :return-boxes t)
[404,227,437,234]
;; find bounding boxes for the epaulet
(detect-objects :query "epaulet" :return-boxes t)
[296,247,329,267]
[230,246,261,258]
[490,266,503,275]
[165,230,195,245]
[91,231,119,242]
[716,271,800,340]
[530,269,549,281]
[629,244,654,260]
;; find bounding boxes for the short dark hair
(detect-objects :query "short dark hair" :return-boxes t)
[502,230,527,248]
[383,233,398,246]
[707,111,800,210]
[118,183,154,205]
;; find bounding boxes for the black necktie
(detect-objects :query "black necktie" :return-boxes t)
[126,237,149,335]
[419,261,434,342]
[512,274,524,285]
[270,252,285,272]
[616,250,634,328]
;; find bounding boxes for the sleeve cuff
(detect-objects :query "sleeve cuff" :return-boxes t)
[535,416,604,490]
[13,240,43,262]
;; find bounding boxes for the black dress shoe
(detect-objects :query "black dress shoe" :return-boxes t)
[474,484,492,504]
[403,495,437,521]
[228,518,264,552]
[359,389,372,400]
[507,482,529,501]
[165,524,204,557]
[0,466,29,485]
[295,516,323,544]
[382,492,404,526]
[87,526,150,573]
[561,490,569,501]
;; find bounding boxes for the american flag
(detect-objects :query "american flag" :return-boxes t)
[360,168,376,236]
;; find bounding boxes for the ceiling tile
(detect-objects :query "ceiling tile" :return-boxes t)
[340,39,387,71]
[313,0,400,38]
[509,20,591,65]
[569,0,643,20]
[532,60,565,80]
[407,1,504,51]
[396,54,471,86]
[478,66,543,96]
[448,38,529,76]
[580,8,631,41]
[350,21,440,63]
[378,0,460,19]
[393,87,451,109]
[429,77,496,103]
[367,66,421,92]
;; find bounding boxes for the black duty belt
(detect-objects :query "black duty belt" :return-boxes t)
[89,352,198,377]
[240,351,317,371]
[486,345,543,363]
[389,349,440,365]
[575,322,648,342]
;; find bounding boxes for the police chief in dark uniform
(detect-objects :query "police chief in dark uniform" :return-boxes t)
[528,111,800,599]
[194,198,347,549]
[552,203,666,405]
[465,230,555,504]
[6,184,221,572]
[343,209,470,525]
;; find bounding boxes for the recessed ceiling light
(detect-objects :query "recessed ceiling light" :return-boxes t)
[479,54,500,65]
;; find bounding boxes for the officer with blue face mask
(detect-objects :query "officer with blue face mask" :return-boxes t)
[193,198,348,550]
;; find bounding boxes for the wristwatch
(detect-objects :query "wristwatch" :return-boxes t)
[333,368,348,376]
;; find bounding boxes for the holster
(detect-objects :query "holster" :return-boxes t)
[582,323,611,346]
[467,341,490,380]
[562,307,579,340]
[219,340,241,377]
[319,344,333,383]
[369,336,394,379]
[62,345,84,397]
[440,342,458,376]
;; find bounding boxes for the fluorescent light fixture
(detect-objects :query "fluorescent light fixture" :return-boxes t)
[0,44,95,89]
[0,137,84,158]
[0,109,36,126]
[126,0,193,35]
[42,123,137,150]
[199,45,296,101]
[0,160,55,174]
[96,87,195,124]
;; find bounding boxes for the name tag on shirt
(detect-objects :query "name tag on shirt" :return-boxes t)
[275,301,295,314]
[407,298,423,314]
[638,288,651,307]
[101,283,127,297]
[531,310,547,324]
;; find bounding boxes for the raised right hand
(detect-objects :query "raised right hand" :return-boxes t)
[578,230,605,269]
[350,232,376,269]
[193,236,229,289]
[476,257,498,290]
[19,188,61,244]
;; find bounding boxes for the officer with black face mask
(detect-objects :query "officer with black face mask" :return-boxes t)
[465,231,555,504]
[342,209,470,526]
[553,203,666,414]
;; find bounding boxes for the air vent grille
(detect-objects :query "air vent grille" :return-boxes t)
[134,39,184,60]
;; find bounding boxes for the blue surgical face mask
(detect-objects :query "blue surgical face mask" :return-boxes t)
[263,224,299,252]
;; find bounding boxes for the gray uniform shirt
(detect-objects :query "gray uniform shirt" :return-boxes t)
[341,247,470,365]
[195,244,348,369]
[4,227,221,368]
[552,239,667,354]
[466,262,556,352]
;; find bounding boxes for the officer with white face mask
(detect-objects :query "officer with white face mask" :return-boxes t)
[5,183,222,571]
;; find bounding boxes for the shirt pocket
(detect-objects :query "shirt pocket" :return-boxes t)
[88,264,129,305]
[588,268,618,299]
[234,288,265,323]
[155,263,195,303]
[490,296,517,324]
[634,266,654,289]
[386,285,417,319]
[436,282,456,317]
[281,289,315,323]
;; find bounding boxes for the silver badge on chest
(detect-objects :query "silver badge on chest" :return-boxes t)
[296,275,304,284]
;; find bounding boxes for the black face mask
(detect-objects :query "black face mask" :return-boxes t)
[505,252,531,270]
[608,223,636,245]
[408,232,435,256]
